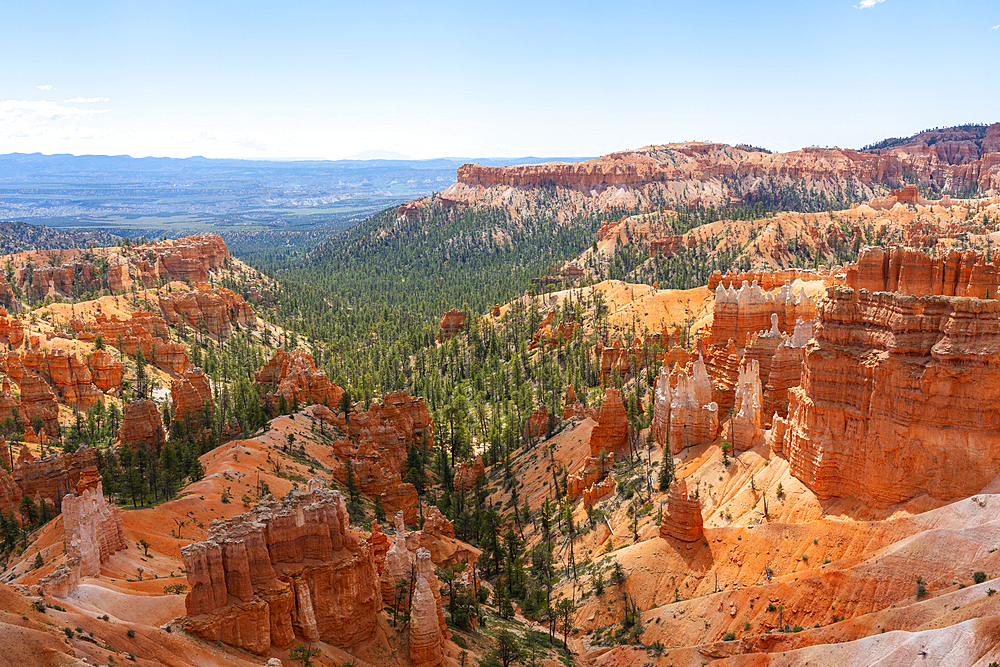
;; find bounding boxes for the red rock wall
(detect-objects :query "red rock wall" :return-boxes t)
[846,245,1000,298]
[181,488,379,655]
[783,285,1000,507]
[158,284,256,339]
[171,367,213,422]
[658,478,703,542]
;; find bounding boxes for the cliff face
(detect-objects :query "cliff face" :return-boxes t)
[9,446,96,513]
[181,487,380,655]
[436,127,1000,214]
[846,245,1000,298]
[589,388,628,456]
[669,357,718,454]
[712,281,815,349]
[783,282,1000,507]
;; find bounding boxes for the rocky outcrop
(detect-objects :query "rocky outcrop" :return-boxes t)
[763,319,813,426]
[11,447,97,513]
[589,388,628,456]
[148,234,229,283]
[782,282,1000,507]
[118,400,165,448]
[256,349,343,409]
[708,269,840,291]
[61,481,126,578]
[380,512,412,606]
[0,362,61,437]
[410,548,446,667]
[568,451,614,499]
[379,482,419,526]
[582,476,616,507]
[730,359,763,451]
[73,311,188,373]
[651,364,672,448]
[453,455,484,493]
[441,127,1000,214]
[0,308,24,347]
[524,405,548,441]
[846,245,1000,298]
[0,465,22,515]
[659,478,703,542]
[370,521,389,575]
[181,488,379,655]
[669,359,718,453]
[89,349,123,394]
[158,284,256,339]
[171,366,213,422]
[712,280,815,349]
[17,348,103,409]
[438,309,466,341]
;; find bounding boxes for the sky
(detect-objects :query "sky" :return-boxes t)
[1,0,998,160]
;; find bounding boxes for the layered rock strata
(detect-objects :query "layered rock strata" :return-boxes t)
[256,349,343,408]
[438,309,466,341]
[118,400,166,448]
[89,349,124,394]
[171,366,213,422]
[712,280,815,348]
[181,488,380,655]
[410,548,445,667]
[9,447,97,513]
[763,318,813,426]
[730,359,763,451]
[158,284,256,339]
[589,388,628,456]
[847,245,1000,298]
[453,456,484,493]
[650,364,672,448]
[658,478,703,542]
[783,283,1000,506]
[668,359,718,454]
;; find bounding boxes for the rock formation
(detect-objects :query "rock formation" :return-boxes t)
[453,455,484,493]
[730,359,763,451]
[438,309,466,341]
[73,311,189,373]
[0,308,24,347]
[379,482,419,526]
[39,479,125,597]
[171,366,213,422]
[0,363,61,437]
[181,488,380,655]
[118,399,165,448]
[582,476,616,507]
[650,364,672,448]
[523,405,548,441]
[436,127,1000,214]
[567,451,614,499]
[89,349,123,394]
[783,279,1000,507]
[18,348,103,409]
[846,245,1000,298]
[10,447,97,514]
[255,349,343,408]
[763,318,812,426]
[149,233,229,283]
[158,284,256,339]
[658,478,703,543]
[409,548,445,667]
[712,280,815,348]
[668,359,718,453]
[370,521,389,574]
[380,512,412,606]
[589,388,628,456]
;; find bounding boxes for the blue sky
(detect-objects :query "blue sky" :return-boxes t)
[1,0,997,159]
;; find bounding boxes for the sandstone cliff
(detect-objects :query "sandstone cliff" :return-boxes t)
[171,366,213,423]
[846,245,1000,298]
[589,388,628,456]
[181,487,380,655]
[782,280,1000,506]
[118,399,166,448]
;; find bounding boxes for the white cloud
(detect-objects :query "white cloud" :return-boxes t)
[992,24,999,30]
[36,84,53,91]
[0,99,108,141]
[857,0,886,7]
[64,97,110,103]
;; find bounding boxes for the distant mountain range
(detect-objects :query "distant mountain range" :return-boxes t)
[0,152,590,238]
